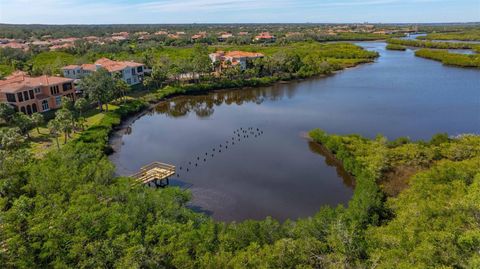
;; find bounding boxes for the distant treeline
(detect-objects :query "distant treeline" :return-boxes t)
[417,30,480,41]
[415,49,480,68]
[387,38,480,49]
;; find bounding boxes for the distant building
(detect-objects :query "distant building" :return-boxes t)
[254,32,276,42]
[191,32,207,41]
[0,71,76,114]
[209,51,264,71]
[50,43,74,51]
[0,42,28,51]
[217,32,234,42]
[62,58,145,85]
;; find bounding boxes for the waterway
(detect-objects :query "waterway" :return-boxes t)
[110,41,480,221]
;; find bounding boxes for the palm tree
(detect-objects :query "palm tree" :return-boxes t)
[30,113,44,134]
[54,109,74,144]
[47,119,61,149]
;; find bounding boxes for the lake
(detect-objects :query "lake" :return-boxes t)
[110,42,480,221]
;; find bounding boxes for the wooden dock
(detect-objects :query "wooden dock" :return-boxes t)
[131,162,176,187]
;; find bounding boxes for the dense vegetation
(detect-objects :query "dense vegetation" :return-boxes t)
[415,49,480,68]
[385,44,406,51]
[1,85,479,268]
[0,41,377,78]
[417,30,480,41]
[387,38,480,49]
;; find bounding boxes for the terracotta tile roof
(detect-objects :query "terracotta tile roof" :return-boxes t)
[94,58,143,72]
[224,51,264,58]
[0,74,73,93]
[81,64,97,71]
[63,64,81,69]
[255,32,275,39]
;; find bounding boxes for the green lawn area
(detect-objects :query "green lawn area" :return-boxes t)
[28,104,119,157]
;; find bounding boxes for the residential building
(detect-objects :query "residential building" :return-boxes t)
[209,51,264,71]
[62,58,145,85]
[0,71,76,114]
[217,32,234,42]
[191,32,207,41]
[254,32,276,42]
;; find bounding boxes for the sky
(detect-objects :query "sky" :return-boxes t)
[0,0,478,24]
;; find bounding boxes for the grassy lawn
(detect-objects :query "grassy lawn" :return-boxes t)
[28,104,119,157]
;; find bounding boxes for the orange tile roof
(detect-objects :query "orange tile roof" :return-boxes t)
[94,58,143,72]
[0,74,73,93]
[224,51,264,58]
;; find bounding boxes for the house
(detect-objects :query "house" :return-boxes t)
[0,71,76,114]
[209,51,264,71]
[217,32,234,42]
[50,43,74,51]
[254,32,276,42]
[0,42,28,51]
[191,32,207,41]
[62,58,145,85]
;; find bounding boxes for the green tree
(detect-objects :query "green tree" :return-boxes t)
[30,112,44,134]
[191,44,212,82]
[144,56,171,89]
[115,79,130,103]
[0,103,15,124]
[0,127,25,151]
[78,68,116,112]
[74,97,89,119]
[12,112,33,139]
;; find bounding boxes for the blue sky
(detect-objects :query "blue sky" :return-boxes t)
[0,0,478,24]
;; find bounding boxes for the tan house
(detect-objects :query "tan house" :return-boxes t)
[0,71,76,114]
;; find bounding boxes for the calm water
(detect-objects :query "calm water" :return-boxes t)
[110,42,480,221]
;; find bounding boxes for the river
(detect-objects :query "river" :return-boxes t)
[110,41,480,221]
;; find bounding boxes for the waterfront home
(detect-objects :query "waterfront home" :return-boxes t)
[62,58,145,85]
[254,32,276,42]
[209,51,264,71]
[0,71,76,114]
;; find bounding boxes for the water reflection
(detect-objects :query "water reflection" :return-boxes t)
[154,83,302,118]
[307,141,355,188]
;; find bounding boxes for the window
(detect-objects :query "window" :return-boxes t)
[17,92,24,102]
[133,77,137,83]
[62,83,72,91]
[55,96,62,106]
[42,100,49,111]
[26,105,32,115]
[29,90,34,99]
[34,88,41,94]
[126,78,132,84]
[23,91,29,101]
[32,103,37,113]
[6,93,16,102]
[50,85,60,95]
[20,106,26,113]
[137,66,143,73]
[131,68,136,75]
